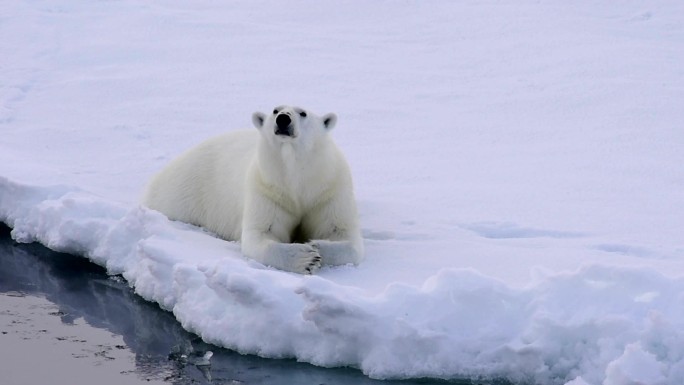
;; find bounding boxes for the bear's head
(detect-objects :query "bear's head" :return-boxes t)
[252,105,337,151]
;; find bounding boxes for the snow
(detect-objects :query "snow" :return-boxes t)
[2,1,684,384]
[604,343,668,385]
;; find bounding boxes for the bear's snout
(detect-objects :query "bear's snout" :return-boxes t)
[275,113,293,137]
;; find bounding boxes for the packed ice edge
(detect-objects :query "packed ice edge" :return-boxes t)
[2,177,682,385]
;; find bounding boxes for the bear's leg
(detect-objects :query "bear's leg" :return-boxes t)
[303,194,364,267]
[242,232,322,274]
[308,239,363,266]
[241,196,322,274]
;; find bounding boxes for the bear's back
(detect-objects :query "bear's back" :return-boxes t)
[144,130,259,240]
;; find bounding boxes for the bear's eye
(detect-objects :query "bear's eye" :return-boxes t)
[273,108,279,114]
[299,111,307,118]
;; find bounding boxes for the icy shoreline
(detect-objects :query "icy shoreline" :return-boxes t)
[2,176,683,384]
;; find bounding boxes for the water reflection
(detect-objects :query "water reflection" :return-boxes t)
[0,225,499,385]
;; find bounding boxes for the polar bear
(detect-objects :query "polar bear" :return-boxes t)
[143,105,363,274]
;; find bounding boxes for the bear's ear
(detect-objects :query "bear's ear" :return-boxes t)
[252,112,266,130]
[322,113,337,131]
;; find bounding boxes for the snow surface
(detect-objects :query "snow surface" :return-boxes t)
[2,1,684,384]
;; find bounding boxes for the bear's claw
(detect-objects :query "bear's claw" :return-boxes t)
[305,253,322,275]
[305,252,322,275]
[287,244,322,275]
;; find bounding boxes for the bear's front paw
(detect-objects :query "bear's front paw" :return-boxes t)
[306,240,360,266]
[291,243,322,275]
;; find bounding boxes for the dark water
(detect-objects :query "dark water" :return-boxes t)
[0,224,505,385]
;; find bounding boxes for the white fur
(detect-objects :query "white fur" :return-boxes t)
[143,106,363,274]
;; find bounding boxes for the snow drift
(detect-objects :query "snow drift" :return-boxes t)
[2,176,684,385]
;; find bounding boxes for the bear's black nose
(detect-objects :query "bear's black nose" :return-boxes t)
[276,114,291,129]
[275,114,293,136]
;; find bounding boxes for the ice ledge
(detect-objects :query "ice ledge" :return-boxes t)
[2,176,684,384]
